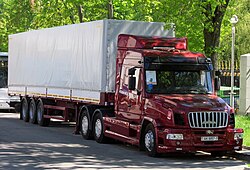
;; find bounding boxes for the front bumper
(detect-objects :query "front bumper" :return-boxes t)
[156,127,243,153]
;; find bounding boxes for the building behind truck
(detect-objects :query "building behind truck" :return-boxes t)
[8,19,243,156]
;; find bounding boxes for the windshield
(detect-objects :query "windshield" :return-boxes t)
[145,69,213,94]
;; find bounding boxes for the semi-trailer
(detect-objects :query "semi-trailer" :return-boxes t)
[8,19,243,156]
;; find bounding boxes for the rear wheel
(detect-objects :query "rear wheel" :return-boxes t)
[29,98,37,124]
[93,112,107,143]
[144,123,158,157]
[21,97,29,122]
[37,99,50,126]
[80,109,92,140]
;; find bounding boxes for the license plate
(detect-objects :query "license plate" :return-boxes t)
[201,136,218,141]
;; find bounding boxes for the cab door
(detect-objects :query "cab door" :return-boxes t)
[126,67,143,123]
[117,55,143,124]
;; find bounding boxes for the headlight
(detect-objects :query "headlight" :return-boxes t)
[166,134,184,140]
[234,133,243,140]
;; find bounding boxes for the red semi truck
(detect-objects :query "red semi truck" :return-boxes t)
[8,20,243,156]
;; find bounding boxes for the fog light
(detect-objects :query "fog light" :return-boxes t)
[166,134,184,140]
[234,133,243,140]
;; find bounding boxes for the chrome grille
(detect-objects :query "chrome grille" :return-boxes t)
[188,111,228,128]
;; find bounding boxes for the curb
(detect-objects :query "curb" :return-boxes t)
[238,147,250,170]
[232,153,250,161]
[230,147,250,165]
[244,166,250,170]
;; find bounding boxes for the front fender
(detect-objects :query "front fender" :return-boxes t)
[139,116,163,150]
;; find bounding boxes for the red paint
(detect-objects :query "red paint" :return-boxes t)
[108,34,243,154]
[118,34,188,50]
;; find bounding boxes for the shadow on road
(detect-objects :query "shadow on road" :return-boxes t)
[0,113,247,170]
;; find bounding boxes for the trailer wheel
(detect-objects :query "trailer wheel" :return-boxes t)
[37,99,50,126]
[93,112,107,143]
[29,98,37,124]
[144,123,158,157]
[21,97,29,122]
[80,109,92,140]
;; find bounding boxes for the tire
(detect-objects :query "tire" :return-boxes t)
[144,123,158,157]
[21,97,29,122]
[29,98,37,124]
[93,112,107,143]
[36,99,50,126]
[80,109,93,140]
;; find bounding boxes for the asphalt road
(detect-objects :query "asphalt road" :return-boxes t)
[0,112,247,170]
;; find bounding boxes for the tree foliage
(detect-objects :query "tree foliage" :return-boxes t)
[0,0,249,69]
[0,0,34,51]
[220,0,250,63]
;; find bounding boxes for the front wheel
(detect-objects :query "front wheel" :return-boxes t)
[93,112,107,143]
[144,123,158,157]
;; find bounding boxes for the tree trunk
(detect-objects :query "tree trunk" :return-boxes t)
[108,0,113,19]
[202,0,230,77]
[78,5,84,23]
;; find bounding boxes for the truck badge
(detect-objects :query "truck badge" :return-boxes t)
[206,130,214,135]
[202,121,216,125]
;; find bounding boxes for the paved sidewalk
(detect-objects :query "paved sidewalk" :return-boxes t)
[235,148,250,170]
[239,146,250,155]
[236,147,250,159]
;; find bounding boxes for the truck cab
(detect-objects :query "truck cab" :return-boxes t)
[113,34,243,156]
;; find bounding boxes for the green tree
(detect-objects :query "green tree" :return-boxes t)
[1,0,247,73]
[113,0,230,75]
[220,0,250,66]
[201,0,230,73]
[0,0,34,51]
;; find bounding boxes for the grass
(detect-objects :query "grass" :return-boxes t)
[235,115,250,147]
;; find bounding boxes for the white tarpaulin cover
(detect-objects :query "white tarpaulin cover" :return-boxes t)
[8,19,174,102]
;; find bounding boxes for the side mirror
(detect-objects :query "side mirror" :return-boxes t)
[128,77,136,90]
[215,70,222,77]
[214,77,221,91]
[128,68,136,76]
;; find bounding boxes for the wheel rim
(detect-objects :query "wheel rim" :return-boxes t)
[29,103,34,120]
[81,115,88,135]
[145,130,154,152]
[22,101,27,118]
[37,103,42,122]
[95,119,102,138]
